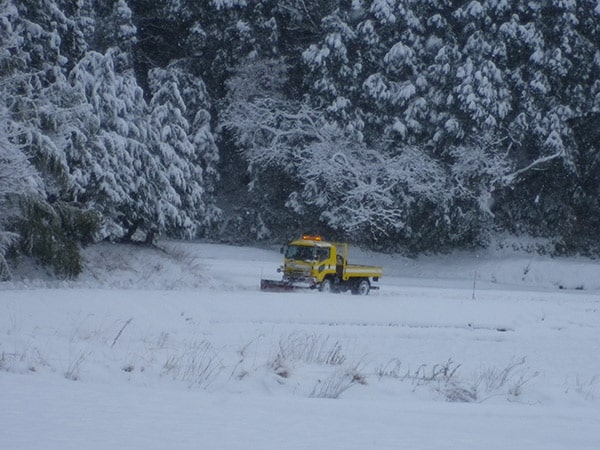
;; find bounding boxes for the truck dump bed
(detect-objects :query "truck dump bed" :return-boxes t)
[344,264,383,279]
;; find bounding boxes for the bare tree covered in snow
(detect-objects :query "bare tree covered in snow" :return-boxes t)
[222,58,458,245]
[288,134,451,240]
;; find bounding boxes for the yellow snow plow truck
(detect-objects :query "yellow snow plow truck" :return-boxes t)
[260,235,382,295]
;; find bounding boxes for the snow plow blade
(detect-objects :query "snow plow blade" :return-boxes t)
[260,279,310,292]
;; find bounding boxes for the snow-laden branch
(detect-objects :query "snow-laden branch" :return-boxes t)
[501,150,563,185]
[222,94,329,172]
[0,132,41,203]
[0,70,48,89]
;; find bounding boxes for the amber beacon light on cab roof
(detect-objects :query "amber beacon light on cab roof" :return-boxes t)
[260,235,382,295]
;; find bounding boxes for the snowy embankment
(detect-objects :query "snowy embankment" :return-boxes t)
[1,241,600,449]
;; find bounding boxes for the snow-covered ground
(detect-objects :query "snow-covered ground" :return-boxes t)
[1,241,600,449]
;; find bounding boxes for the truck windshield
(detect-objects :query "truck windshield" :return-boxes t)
[285,245,316,261]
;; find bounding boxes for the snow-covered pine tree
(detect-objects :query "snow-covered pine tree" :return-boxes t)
[165,64,221,228]
[0,0,100,276]
[0,111,44,279]
[451,3,511,133]
[147,66,208,238]
[104,0,137,72]
[64,0,184,242]
[68,51,141,237]
[302,5,365,134]
[0,0,73,189]
[130,0,264,98]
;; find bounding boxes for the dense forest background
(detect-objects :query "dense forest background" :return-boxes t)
[1,0,600,278]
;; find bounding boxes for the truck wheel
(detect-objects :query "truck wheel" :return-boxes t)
[352,279,370,296]
[319,278,333,293]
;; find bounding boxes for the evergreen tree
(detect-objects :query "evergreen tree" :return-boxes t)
[0,0,99,276]
[0,113,43,279]
[68,49,158,240]
[147,66,209,237]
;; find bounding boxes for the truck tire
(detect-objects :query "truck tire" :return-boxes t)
[319,278,333,293]
[352,279,370,296]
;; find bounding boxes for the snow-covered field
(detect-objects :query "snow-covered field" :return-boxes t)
[2,241,600,449]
